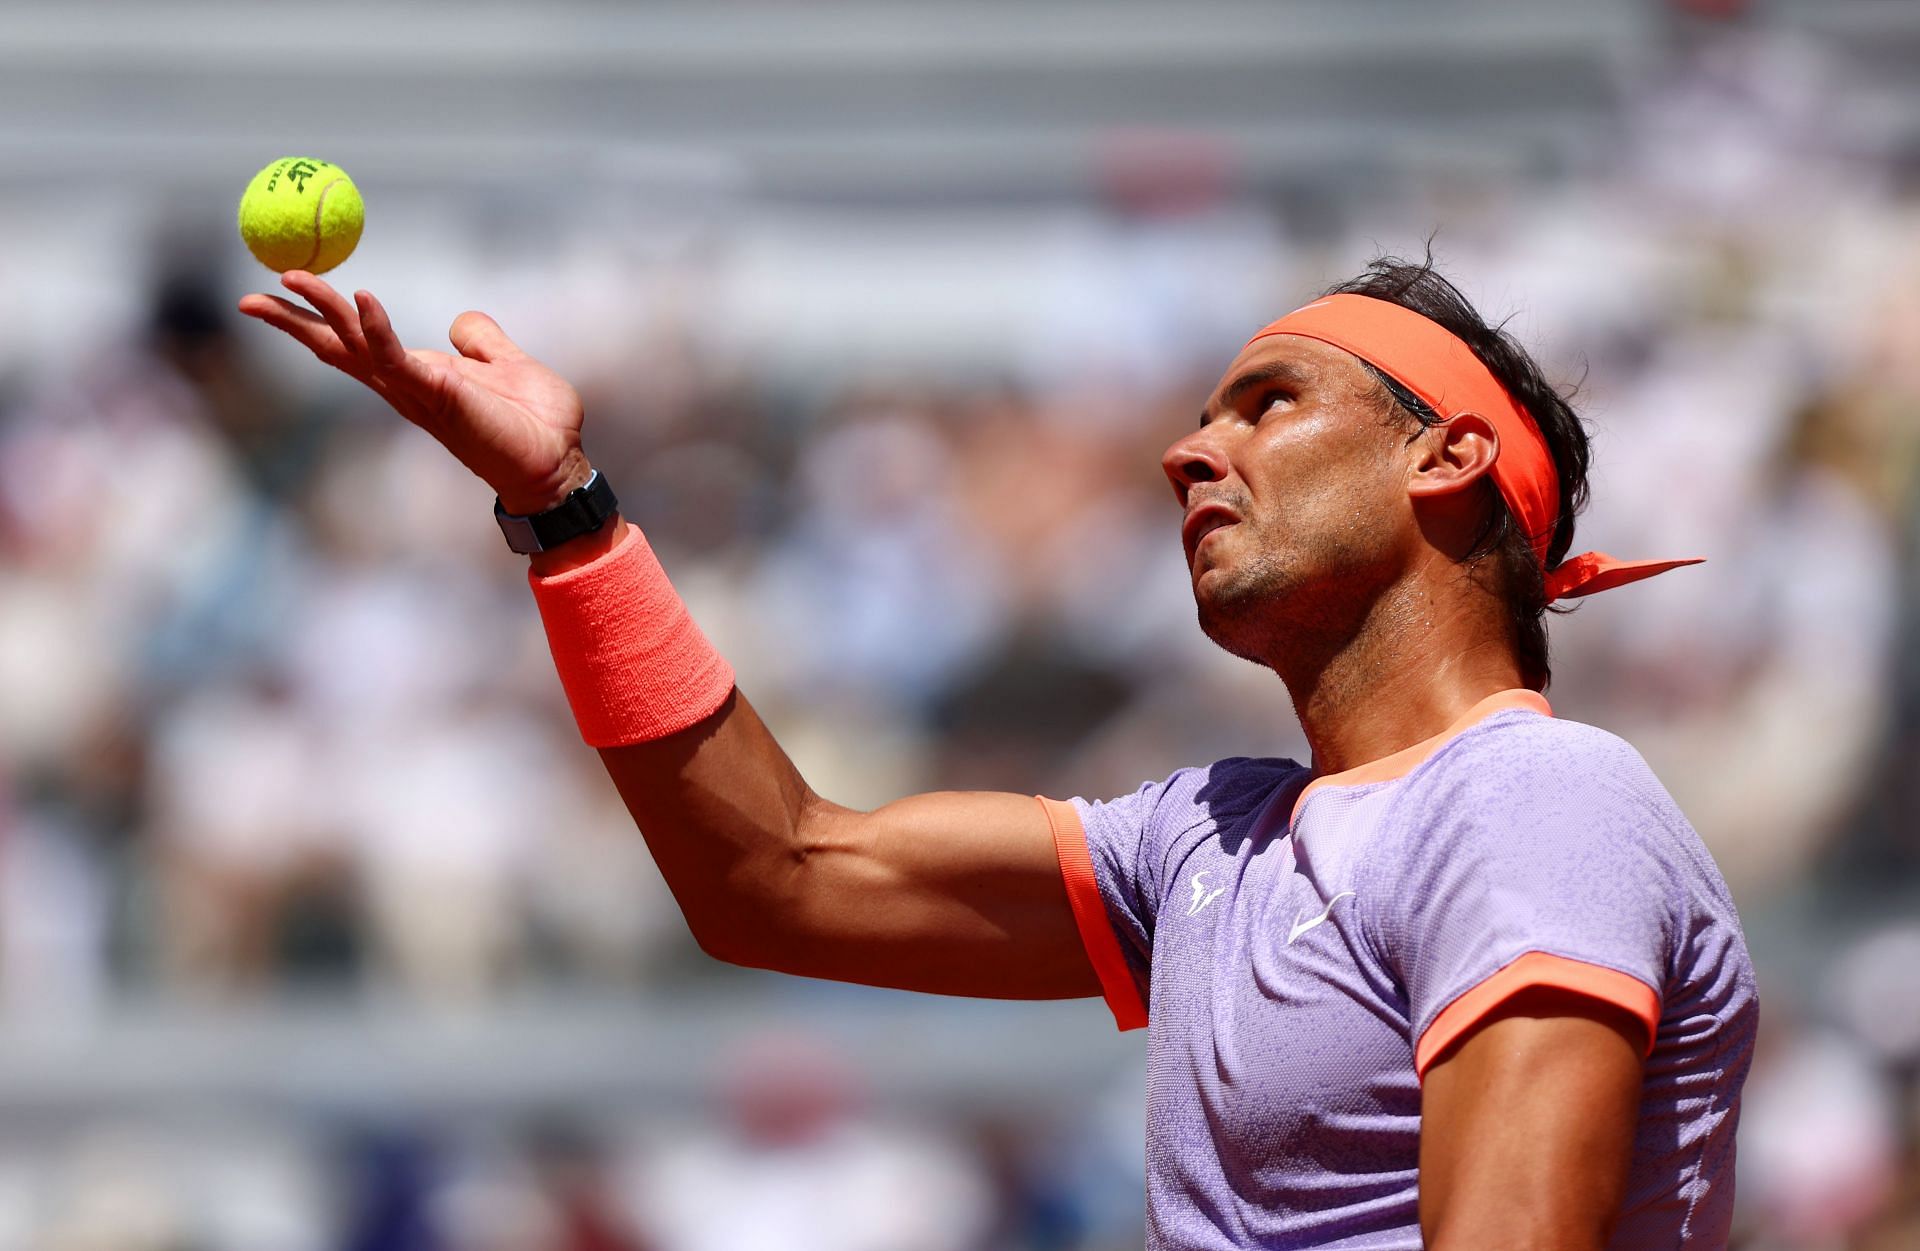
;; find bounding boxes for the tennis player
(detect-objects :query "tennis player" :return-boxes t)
[242,256,1756,1249]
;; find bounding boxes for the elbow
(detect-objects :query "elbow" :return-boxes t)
[686,913,772,970]
[679,876,803,973]
[670,811,834,973]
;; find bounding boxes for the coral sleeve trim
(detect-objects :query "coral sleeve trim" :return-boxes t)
[1037,797,1148,1032]
[1415,950,1660,1080]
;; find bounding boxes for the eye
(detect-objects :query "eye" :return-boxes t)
[1252,387,1292,417]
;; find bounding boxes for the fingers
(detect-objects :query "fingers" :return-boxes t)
[282,271,368,355]
[448,311,526,364]
[241,282,440,422]
[353,294,449,406]
[355,289,412,372]
[241,279,505,444]
[237,293,355,370]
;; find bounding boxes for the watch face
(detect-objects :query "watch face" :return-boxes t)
[495,508,544,554]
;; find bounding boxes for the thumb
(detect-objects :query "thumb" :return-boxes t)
[448,311,526,364]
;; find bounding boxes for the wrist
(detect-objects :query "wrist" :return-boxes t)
[498,451,593,517]
[526,520,736,747]
[496,464,618,559]
[528,514,628,577]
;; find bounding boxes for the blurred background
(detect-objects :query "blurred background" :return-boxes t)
[1,0,1917,1246]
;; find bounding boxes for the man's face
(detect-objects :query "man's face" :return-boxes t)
[1164,335,1416,663]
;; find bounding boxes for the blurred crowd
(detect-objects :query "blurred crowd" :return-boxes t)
[1,16,1919,1251]
[0,1032,1149,1251]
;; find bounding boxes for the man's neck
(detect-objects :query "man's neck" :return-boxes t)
[1270,575,1528,777]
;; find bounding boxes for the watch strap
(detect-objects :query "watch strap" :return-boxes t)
[495,470,619,554]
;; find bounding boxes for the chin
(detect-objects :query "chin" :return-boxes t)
[1196,605,1275,668]
[1193,570,1286,666]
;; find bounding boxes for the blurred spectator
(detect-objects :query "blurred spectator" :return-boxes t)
[621,1036,992,1251]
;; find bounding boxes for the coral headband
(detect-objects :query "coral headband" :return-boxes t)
[1247,294,1700,601]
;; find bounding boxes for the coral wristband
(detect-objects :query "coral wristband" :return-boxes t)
[528,525,736,746]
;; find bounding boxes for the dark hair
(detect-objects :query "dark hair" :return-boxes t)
[1321,254,1592,691]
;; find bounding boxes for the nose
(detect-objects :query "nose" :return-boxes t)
[1161,428,1229,506]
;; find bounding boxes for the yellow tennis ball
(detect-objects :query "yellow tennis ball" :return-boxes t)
[237,157,364,274]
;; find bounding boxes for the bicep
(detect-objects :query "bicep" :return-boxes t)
[1419,987,1647,1251]
[778,788,1101,1000]
[594,688,1100,1000]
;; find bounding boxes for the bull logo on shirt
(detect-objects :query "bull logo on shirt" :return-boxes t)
[1188,871,1227,916]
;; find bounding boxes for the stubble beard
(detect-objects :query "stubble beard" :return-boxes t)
[1193,518,1386,672]
[1193,527,1300,669]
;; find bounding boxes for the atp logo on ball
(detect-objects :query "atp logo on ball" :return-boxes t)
[264,158,329,196]
[283,159,326,194]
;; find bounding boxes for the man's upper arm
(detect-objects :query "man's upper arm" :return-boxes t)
[596,684,1163,1008]
[773,781,1162,1026]
[1419,987,1647,1250]
[769,788,1105,1001]
[1379,724,1681,1247]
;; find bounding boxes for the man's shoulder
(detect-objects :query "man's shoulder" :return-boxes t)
[1401,709,1714,877]
[1371,710,1704,864]
[1424,707,1664,796]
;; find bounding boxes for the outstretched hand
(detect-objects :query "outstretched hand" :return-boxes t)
[239,271,590,514]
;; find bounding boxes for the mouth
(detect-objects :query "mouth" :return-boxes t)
[1182,503,1240,564]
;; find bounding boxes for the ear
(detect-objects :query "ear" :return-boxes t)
[1405,411,1500,500]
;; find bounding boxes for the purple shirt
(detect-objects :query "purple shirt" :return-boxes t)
[1048,691,1757,1249]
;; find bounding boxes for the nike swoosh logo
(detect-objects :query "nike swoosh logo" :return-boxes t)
[1287,891,1355,944]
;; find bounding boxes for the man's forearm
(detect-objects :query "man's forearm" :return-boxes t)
[595,686,821,966]
[521,514,819,960]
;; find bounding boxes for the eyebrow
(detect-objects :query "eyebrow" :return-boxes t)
[1201,359,1315,426]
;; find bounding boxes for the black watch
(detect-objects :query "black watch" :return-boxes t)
[494,470,619,554]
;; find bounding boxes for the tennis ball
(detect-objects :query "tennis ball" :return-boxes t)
[237,157,364,274]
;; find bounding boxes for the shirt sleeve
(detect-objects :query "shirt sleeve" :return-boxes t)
[1036,778,1169,1031]
[1365,722,1678,1079]
[1043,758,1305,1032]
